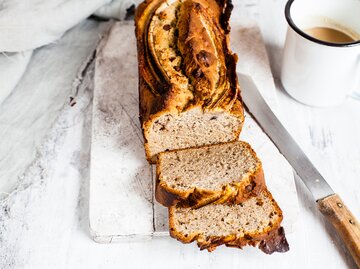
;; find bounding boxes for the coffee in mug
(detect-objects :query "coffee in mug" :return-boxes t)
[304,27,355,44]
[281,0,360,107]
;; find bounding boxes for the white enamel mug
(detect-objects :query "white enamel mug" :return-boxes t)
[281,0,360,107]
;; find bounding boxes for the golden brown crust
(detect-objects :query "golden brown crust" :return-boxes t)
[221,226,289,254]
[155,141,266,207]
[135,0,244,163]
[168,189,289,254]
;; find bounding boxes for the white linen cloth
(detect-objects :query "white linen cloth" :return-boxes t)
[0,0,139,105]
[0,0,138,52]
[0,51,32,104]
[0,20,110,197]
[0,0,141,197]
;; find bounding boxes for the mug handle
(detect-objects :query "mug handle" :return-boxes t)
[351,54,360,100]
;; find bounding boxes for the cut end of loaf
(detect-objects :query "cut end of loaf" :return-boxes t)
[169,189,289,253]
[155,140,265,207]
[145,107,243,162]
[171,191,281,237]
[137,0,244,163]
[158,141,261,192]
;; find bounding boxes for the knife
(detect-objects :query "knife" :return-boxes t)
[238,73,360,267]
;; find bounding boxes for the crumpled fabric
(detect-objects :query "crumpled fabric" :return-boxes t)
[0,0,141,194]
[0,19,110,197]
[0,51,32,104]
[0,0,139,52]
[0,0,140,105]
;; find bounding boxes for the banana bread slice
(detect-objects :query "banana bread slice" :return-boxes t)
[169,189,289,254]
[156,141,265,207]
[135,0,244,163]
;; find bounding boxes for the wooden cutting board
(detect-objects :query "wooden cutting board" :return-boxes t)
[89,20,299,243]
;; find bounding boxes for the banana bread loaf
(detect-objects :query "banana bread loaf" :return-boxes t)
[156,141,265,207]
[135,0,244,163]
[169,189,289,253]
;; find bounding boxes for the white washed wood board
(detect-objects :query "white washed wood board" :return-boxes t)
[89,21,299,243]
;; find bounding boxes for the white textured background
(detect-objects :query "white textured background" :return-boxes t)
[0,0,359,268]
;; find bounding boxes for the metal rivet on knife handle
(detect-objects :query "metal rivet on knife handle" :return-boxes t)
[318,194,360,268]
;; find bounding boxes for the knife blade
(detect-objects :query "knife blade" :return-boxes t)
[238,73,333,201]
[238,72,360,267]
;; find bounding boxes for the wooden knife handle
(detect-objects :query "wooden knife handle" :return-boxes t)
[317,194,360,268]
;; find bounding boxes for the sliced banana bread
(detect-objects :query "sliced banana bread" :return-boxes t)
[169,189,289,253]
[156,141,265,207]
[135,0,244,163]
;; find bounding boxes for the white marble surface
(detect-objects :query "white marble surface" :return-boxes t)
[0,0,360,268]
